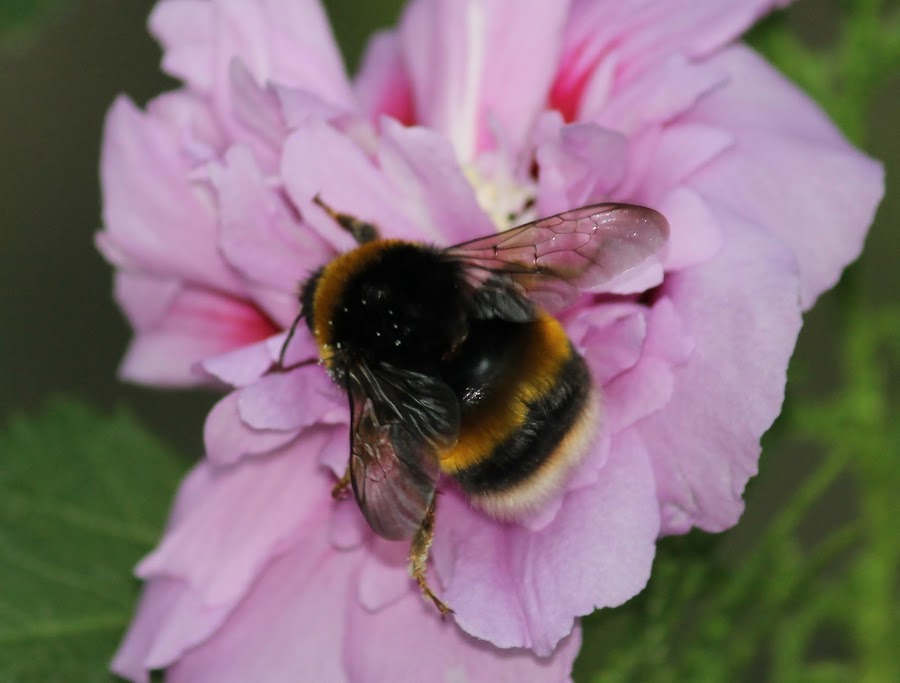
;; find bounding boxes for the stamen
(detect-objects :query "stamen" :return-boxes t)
[463,157,537,231]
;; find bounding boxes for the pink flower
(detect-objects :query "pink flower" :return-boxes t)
[99,0,883,680]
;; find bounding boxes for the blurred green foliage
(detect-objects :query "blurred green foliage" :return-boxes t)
[0,401,187,682]
[0,0,66,49]
[748,0,900,146]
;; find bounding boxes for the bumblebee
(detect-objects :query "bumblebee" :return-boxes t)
[285,196,668,614]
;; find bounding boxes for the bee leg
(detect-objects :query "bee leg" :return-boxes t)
[409,496,453,617]
[331,468,352,499]
[312,194,380,245]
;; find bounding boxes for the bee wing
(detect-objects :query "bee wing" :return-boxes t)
[445,203,669,315]
[347,363,459,540]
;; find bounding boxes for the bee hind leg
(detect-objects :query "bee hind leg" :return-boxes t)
[409,496,453,617]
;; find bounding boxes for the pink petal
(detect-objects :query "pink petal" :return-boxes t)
[433,429,659,654]
[276,85,349,128]
[200,329,319,388]
[329,500,370,550]
[517,492,567,534]
[355,30,415,126]
[656,187,724,271]
[113,272,181,332]
[317,423,352,477]
[148,0,215,92]
[209,144,333,324]
[535,119,629,216]
[357,538,410,612]
[346,591,583,683]
[99,96,243,292]
[167,458,221,525]
[237,365,344,431]
[142,588,233,674]
[400,0,570,160]
[595,258,665,296]
[146,90,226,164]
[378,118,495,243]
[118,287,277,387]
[684,45,885,308]
[266,328,319,368]
[552,0,787,119]
[112,463,245,680]
[599,0,788,78]
[611,124,661,202]
[150,0,354,108]
[640,206,802,534]
[138,428,339,608]
[638,122,734,203]
[593,55,726,135]
[227,60,287,169]
[567,303,647,385]
[159,513,580,683]
[112,577,229,683]
[604,357,673,434]
[166,523,353,683]
[203,391,299,466]
[281,119,419,249]
[641,294,694,366]
[200,337,279,389]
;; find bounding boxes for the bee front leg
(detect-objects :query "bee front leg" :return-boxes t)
[331,468,351,499]
[409,495,453,617]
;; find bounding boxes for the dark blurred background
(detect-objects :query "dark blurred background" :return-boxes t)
[0,0,896,517]
[0,0,411,456]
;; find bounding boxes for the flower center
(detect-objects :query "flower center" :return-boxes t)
[463,156,537,231]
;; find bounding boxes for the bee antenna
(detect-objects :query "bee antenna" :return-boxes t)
[279,311,306,369]
[312,194,380,245]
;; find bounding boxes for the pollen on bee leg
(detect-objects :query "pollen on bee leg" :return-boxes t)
[409,496,453,617]
[331,468,351,499]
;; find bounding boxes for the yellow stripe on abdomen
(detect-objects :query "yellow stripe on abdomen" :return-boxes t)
[439,312,573,473]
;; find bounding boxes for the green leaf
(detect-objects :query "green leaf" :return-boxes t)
[0,0,66,48]
[0,399,187,683]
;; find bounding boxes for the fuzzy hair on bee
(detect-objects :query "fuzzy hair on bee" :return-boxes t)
[282,195,669,614]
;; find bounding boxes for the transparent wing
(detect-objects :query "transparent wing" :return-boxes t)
[347,363,459,540]
[445,203,669,314]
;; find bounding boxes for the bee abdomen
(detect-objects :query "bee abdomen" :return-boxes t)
[453,351,596,518]
[440,314,598,519]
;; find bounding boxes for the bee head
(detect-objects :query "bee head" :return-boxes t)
[328,243,468,370]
